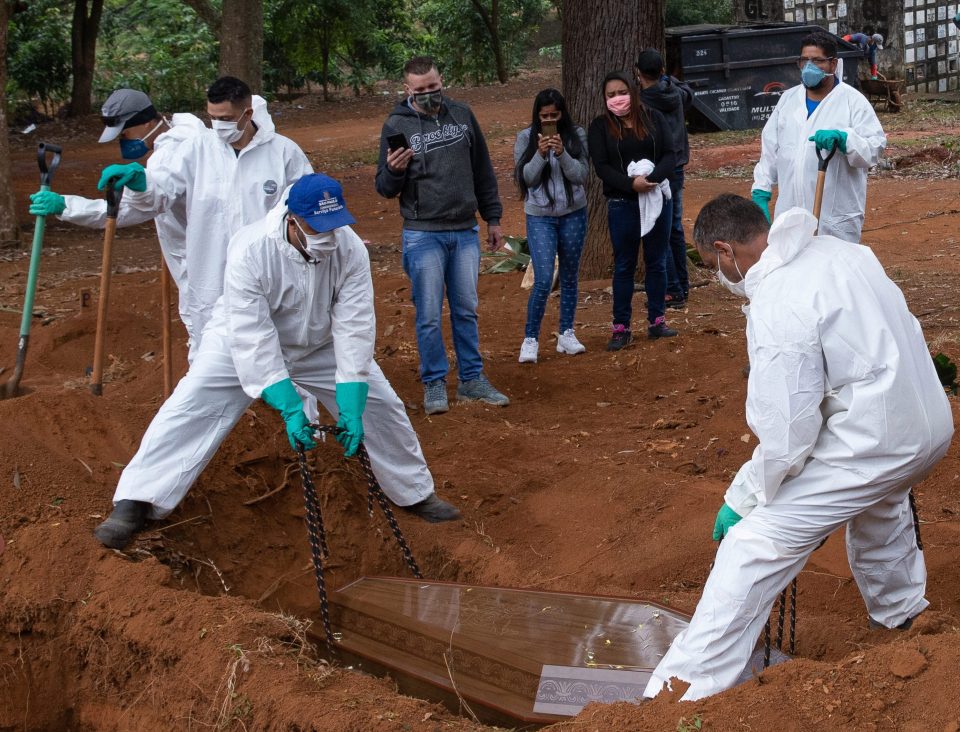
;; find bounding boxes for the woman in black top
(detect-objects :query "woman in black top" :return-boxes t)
[587,71,677,349]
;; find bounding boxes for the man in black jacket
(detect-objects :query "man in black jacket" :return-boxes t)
[637,49,693,309]
[376,56,509,416]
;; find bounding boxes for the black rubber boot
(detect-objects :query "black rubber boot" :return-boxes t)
[93,500,151,549]
[868,614,915,630]
[402,494,462,523]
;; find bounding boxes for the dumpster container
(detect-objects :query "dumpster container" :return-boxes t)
[665,23,862,131]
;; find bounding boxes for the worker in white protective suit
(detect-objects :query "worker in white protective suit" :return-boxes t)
[644,193,953,702]
[94,76,313,361]
[93,173,462,550]
[751,31,886,243]
[28,88,207,338]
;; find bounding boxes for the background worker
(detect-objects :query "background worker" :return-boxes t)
[28,88,207,340]
[843,31,883,79]
[94,174,461,550]
[752,32,886,243]
[97,76,313,361]
[375,56,509,415]
[636,48,693,310]
[644,194,953,701]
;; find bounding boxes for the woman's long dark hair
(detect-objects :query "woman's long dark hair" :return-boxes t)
[601,71,649,141]
[514,88,583,206]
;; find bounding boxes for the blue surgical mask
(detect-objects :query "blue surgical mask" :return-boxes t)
[118,118,165,160]
[801,61,827,89]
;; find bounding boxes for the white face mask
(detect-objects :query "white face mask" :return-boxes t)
[291,217,337,260]
[211,111,250,144]
[716,249,748,298]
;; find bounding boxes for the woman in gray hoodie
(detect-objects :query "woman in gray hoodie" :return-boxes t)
[513,89,590,364]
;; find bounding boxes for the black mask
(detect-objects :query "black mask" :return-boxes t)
[413,90,443,115]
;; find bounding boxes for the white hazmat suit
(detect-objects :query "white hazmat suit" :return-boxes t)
[645,207,953,701]
[113,197,434,517]
[122,98,313,358]
[753,80,886,243]
[57,112,208,332]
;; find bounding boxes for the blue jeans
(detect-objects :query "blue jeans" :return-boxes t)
[606,196,672,327]
[524,208,587,339]
[666,168,689,300]
[402,227,483,384]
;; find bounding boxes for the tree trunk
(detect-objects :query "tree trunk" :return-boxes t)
[471,0,508,83]
[218,0,263,92]
[0,0,18,247]
[562,0,664,279]
[67,0,104,117]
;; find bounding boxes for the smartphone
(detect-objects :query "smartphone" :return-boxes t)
[387,131,409,151]
[541,121,558,138]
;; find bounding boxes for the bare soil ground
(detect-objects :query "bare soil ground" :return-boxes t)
[2,68,960,731]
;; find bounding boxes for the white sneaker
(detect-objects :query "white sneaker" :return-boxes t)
[519,337,538,363]
[557,329,586,355]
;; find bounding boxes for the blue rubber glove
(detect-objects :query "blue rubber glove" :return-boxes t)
[335,382,369,457]
[261,378,316,451]
[29,189,66,216]
[808,129,848,155]
[712,503,743,541]
[751,189,772,223]
[98,162,146,192]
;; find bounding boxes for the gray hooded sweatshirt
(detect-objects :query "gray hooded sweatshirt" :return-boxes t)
[375,97,502,231]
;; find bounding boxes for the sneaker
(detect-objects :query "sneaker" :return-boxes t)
[456,374,510,406]
[665,295,687,310]
[606,324,632,351]
[402,494,462,523]
[519,337,538,364]
[423,379,449,415]
[93,500,151,549]
[557,329,586,355]
[648,316,678,339]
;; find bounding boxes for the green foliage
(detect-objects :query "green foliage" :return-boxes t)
[933,352,958,395]
[676,714,704,732]
[415,0,550,84]
[7,0,72,118]
[96,0,218,112]
[482,236,530,273]
[264,0,416,96]
[666,0,733,26]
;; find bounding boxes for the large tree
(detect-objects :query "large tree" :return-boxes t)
[562,0,665,279]
[183,0,263,91]
[67,0,104,117]
[0,0,18,245]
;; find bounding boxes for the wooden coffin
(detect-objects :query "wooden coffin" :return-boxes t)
[326,577,693,726]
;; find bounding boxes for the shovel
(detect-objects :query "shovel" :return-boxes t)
[90,178,123,396]
[3,143,63,399]
[812,139,839,235]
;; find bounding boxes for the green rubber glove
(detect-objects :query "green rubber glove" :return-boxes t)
[751,189,772,223]
[335,381,369,457]
[808,129,848,154]
[29,189,66,216]
[712,503,743,541]
[98,162,146,192]
[261,378,316,451]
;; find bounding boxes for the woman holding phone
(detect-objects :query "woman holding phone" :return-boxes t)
[513,88,589,364]
[588,71,677,350]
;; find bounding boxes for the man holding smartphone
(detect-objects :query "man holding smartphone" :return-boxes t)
[375,55,509,416]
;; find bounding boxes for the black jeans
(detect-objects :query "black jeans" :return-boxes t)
[606,196,672,327]
[666,167,689,300]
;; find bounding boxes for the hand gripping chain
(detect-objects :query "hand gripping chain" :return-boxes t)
[295,425,422,656]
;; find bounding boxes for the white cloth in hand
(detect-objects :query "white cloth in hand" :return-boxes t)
[627,159,671,236]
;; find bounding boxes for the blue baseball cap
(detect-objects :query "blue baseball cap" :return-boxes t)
[286,173,356,232]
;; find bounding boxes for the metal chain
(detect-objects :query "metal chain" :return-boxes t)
[764,577,798,667]
[909,488,923,551]
[789,578,797,655]
[294,424,424,654]
[775,587,787,650]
